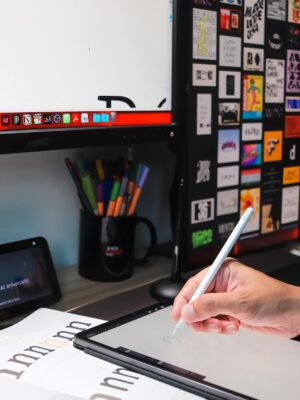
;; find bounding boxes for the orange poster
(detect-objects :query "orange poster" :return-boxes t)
[263,131,283,162]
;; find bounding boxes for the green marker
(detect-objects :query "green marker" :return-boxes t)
[82,173,97,215]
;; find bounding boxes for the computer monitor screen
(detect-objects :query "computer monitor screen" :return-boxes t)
[186,0,300,268]
[0,0,175,151]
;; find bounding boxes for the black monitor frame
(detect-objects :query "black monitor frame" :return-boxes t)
[0,0,185,154]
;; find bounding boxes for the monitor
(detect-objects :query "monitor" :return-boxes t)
[0,0,178,153]
[185,0,300,269]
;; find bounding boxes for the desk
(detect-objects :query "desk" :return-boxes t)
[55,246,300,321]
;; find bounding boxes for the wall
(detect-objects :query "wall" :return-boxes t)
[0,143,175,267]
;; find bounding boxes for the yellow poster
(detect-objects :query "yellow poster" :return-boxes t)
[243,75,263,119]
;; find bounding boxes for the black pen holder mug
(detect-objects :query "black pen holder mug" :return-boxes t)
[78,209,157,281]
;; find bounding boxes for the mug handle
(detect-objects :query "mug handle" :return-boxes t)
[133,216,157,264]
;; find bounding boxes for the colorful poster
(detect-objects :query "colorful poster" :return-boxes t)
[286,50,300,93]
[197,94,212,135]
[241,143,262,166]
[288,0,300,23]
[220,8,242,32]
[267,0,286,20]
[193,64,216,87]
[219,102,241,125]
[243,75,263,119]
[261,202,280,233]
[263,131,283,162]
[218,129,240,163]
[286,96,300,112]
[243,47,264,71]
[193,9,217,60]
[240,188,261,233]
[244,0,265,45]
[265,59,285,103]
[219,36,241,67]
[219,71,241,99]
[261,167,282,234]
[281,185,300,224]
[192,228,214,249]
[220,0,242,5]
[241,168,262,186]
[217,189,239,216]
[242,122,263,140]
[285,116,300,137]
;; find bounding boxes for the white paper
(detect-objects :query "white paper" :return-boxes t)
[0,377,84,400]
[0,309,201,400]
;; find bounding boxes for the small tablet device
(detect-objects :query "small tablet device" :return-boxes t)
[74,304,300,400]
[0,237,61,322]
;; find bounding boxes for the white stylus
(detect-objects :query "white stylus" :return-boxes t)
[171,207,254,337]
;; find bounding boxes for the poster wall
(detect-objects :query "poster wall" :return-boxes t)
[186,0,300,266]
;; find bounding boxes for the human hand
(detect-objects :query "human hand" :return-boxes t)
[172,259,300,338]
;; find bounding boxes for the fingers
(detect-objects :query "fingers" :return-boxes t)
[188,317,240,334]
[181,291,238,322]
[171,258,236,321]
[171,267,210,321]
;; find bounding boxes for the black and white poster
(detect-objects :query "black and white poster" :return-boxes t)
[244,0,265,45]
[219,36,242,67]
[265,59,285,103]
[267,0,286,21]
[219,71,241,99]
[243,47,264,71]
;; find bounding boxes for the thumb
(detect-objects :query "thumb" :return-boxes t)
[181,292,237,322]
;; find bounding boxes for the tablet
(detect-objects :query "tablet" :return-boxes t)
[0,237,61,322]
[74,304,300,400]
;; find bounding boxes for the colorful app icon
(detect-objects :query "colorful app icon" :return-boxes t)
[63,113,71,124]
[101,113,109,123]
[33,113,42,125]
[53,114,61,124]
[13,115,21,125]
[72,113,80,124]
[43,114,52,124]
[1,115,10,126]
[81,113,89,123]
[23,114,32,125]
[93,113,101,123]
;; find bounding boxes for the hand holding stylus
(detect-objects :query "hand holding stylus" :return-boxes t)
[171,207,254,337]
[171,207,300,339]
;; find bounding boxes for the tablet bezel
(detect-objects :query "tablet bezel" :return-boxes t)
[0,237,61,321]
[74,304,256,400]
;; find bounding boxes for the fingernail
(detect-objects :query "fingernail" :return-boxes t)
[226,324,238,333]
[182,304,197,321]
[207,323,220,332]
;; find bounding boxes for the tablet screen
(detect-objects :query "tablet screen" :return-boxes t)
[87,306,300,400]
[0,238,61,320]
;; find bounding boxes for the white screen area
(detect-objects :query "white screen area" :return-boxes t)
[92,307,300,400]
[0,0,173,113]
